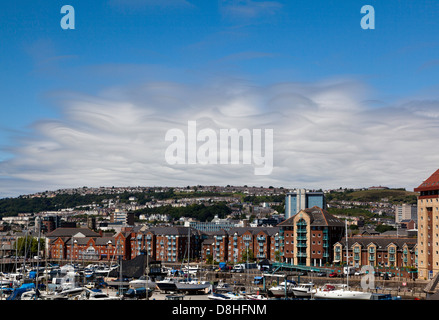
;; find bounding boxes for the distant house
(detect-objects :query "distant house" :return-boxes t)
[400,219,416,230]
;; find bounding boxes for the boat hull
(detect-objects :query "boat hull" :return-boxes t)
[269,286,294,297]
[156,281,178,292]
[292,289,315,298]
[314,290,372,300]
[176,282,210,292]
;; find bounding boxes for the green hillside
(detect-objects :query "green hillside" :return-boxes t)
[326,189,418,205]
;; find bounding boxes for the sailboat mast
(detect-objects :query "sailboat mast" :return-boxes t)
[345,219,349,288]
[187,227,190,270]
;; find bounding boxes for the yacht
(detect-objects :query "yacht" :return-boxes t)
[291,282,316,298]
[245,294,268,300]
[214,280,234,293]
[156,277,178,292]
[313,220,372,301]
[208,292,245,300]
[129,275,156,290]
[81,288,121,300]
[176,278,210,293]
[269,280,296,297]
[313,284,372,300]
[182,265,200,275]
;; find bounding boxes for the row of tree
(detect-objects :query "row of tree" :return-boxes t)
[133,203,232,222]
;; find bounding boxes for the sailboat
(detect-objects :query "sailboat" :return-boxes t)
[175,227,209,293]
[314,220,372,300]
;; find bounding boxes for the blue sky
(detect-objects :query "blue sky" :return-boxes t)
[1,0,439,197]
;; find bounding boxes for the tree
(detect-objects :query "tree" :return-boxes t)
[274,250,281,262]
[375,224,395,233]
[205,254,213,265]
[14,236,44,257]
[241,249,255,263]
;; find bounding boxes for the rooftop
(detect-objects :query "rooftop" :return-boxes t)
[414,169,439,192]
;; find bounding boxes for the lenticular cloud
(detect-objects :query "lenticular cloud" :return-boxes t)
[1,78,438,197]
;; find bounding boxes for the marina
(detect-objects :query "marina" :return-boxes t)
[0,258,430,301]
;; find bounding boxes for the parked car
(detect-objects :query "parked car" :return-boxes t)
[329,272,338,278]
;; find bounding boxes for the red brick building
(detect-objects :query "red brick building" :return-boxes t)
[46,227,131,261]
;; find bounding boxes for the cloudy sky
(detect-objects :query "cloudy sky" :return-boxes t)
[1,0,439,198]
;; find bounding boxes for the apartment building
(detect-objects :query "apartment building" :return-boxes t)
[277,206,345,267]
[129,226,205,263]
[47,227,132,261]
[200,227,282,264]
[333,237,417,269]
[414,168,439,279]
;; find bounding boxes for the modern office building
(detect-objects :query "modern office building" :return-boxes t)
[394,203,417,224]
[285,189,326,219]
[414,168,439,279]
[110,209,135,226]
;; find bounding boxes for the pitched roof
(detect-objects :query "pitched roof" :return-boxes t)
[226,227,280,236]
[65,236,116,246]
[337,237,417,250]
[46,227,100,238]
[414,169,439,192]
[144,226,196,236]
[277,206,344,227]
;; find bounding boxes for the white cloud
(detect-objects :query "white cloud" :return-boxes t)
[108,0,194,10]
[219,0,283,20]
[1,77,439,197]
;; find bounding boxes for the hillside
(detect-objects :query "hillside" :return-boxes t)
[326,189,418,205]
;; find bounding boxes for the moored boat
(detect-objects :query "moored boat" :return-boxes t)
[313,284,372,300]
[129,276,156,290]
[291,282,316,298]
[269,280,296,297]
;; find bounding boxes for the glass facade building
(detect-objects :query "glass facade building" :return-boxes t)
[285,189,326,219]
